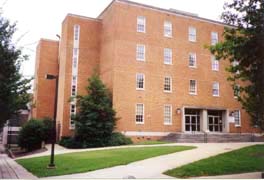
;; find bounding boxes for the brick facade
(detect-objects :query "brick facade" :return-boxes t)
[33,0,260,139]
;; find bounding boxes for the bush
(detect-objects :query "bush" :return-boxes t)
[42,117,53,143]
[108,132,133,146]
[58,136,83,149]
[18,119,45,151]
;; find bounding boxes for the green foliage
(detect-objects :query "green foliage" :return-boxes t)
[108,132,133,146]
[73,74,117,147]
[209,0,264,130]
[16,146,195,177]
[0,15,32,127]
[18,119,45,151]
[18,118,53,151]
[58,136,83,149]
[164,145,264,178]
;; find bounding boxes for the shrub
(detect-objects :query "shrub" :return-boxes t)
[42,117,53,143]
[58,136,83,149]
[108,132,133,146]
[18,119,45,151]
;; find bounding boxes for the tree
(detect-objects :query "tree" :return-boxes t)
[209,0,264,130]
[73,74,117,147]
[0,15,31,127]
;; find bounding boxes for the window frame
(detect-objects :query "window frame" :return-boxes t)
[137,16,146,33]
[136,73,145,90]
[212,82,220,97]
[164,76,172,93]
[211,32,218,45]
[164,21,172,37]
[188,26,196,42]
[211,55,219,71]
[135,103,144,124]
[189,52,197,68]
[164,104,172,125]
[136,44,145,61]
[189,79,197,95]
[234,110,241,127]
[164,48,172,65]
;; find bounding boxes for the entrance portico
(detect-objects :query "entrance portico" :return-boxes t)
[182,107,229,133]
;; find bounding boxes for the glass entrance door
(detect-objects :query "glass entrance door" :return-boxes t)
[185,109,200,132]
[208,111,223,132]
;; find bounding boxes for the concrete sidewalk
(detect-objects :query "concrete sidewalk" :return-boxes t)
[41,142,263,179]
[197,172,263,179]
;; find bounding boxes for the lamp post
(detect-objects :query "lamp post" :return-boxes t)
[45,74,58,169]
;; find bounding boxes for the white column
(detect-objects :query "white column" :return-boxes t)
[201,109,208,132]
[223,110,229,133]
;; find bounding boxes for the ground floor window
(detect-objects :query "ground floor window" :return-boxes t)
[164,105,172,125]
[234,110,241,126]
[184,109,200,132]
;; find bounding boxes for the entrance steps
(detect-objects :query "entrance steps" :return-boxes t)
[161,133,264,143]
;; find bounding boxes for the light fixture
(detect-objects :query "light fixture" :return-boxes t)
[176,108,181,114]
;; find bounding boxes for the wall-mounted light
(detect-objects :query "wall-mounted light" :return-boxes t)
[176,108,181,114]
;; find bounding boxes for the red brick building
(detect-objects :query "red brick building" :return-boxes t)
[33,0,259,139]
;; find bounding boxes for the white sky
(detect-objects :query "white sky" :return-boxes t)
[1,0,228,77]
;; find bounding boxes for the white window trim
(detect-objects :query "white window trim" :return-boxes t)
[234,110,241,127]
[213,82,220,97]
[211,56,219,71]
[69,103,76,129]
[136,44,145,61]
[135,103,144,124]
[211,31,218,45]
[189,80,197,95]
[164,76,172,93]
[137,16,146,33]
[164,48,173,65]
[189,52,197,68]
[164,104,172,125]
[136,73,145,91]
[188,26,196,42]
[164,21,172,38]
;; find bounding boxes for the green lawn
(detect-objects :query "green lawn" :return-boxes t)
[134,140,171,145]
[164,144,264,178]
[17,146,195,177]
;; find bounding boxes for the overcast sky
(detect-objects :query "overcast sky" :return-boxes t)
[1,0,228,77]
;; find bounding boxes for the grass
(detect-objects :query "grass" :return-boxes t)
[134,140,171,145]
[164,144,264,178]
[17,146,195,177]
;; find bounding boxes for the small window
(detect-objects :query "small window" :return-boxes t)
[136,73,145,90]
[189,80,197,95]
[137,16,146,33]
[71,85,77,96]
[70,104,76,129]
[164,21,172,37]
[212,82,220,96]
[74,25,80,41]
[164,105,172,125]
[211,32,218,45]
[188,27,196,42]
[72,76,77,85]
[164,48,172,65]
[232,60,240,74]
[211,56,219,71]
[234,110,241,126]
[164,76,172,92]
[136,104,144,124]
[189,53,196,68]
[136,44,145,61]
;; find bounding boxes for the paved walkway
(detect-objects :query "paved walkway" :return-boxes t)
[0,144,37,179]
[36,142,263,179]
[197,172,263,179]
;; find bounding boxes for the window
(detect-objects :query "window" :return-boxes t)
[232,60,240,74]
[234,84,240,98]
[189,53,196,67]
[137,16,146,33]
[72,76,77,85]
[74,25,80,41]
[189,80,197,95]
[188,27,196,42]
[212,82,220,96]
[70,104,76,128]
[136,104,144,124]
[164,105,172,125]
[211,56,219,71]
[136,73,145,90]
[211,32,218,45]
[164,48,172,65]
[72,48,79,69]
[71,85,77,96]
[164,76,172,92]
[234,110,241,126]
[136,44,145,61]
[164,21,172,37]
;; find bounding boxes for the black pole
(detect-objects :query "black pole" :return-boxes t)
[48,76,58,169]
